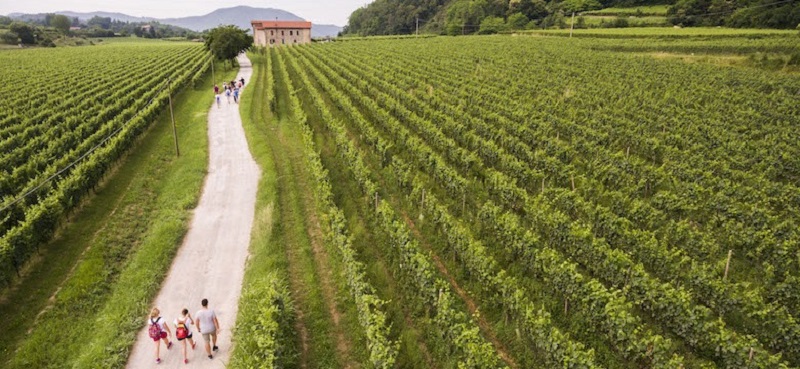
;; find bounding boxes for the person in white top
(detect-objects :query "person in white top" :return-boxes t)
[146,307,173,364]
[195,298,220,360]
[173,308,197,364]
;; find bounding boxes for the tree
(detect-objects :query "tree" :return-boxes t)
[507,12,530,29]
[561,0,602,14]
[446,0,487,35]
[50,14,71,35]
[204,25,253,62]
[511,0,549,20]
[0,31,18,45]
[343,0,450,36]
[9,22,36,44]
[88,16,112,30]
[478,16,508,34]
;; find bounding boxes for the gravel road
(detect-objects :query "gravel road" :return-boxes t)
[125,54,258,368]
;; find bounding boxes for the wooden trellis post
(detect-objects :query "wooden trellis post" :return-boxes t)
[723,250,733,281]
[167,78,180,157]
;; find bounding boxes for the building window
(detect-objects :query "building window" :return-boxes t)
[270,39,275,44]
[294,39,297,43]
[282,39,285,44]
[281,30,284,36]
[270,30,274,35]
[289,30,293,36]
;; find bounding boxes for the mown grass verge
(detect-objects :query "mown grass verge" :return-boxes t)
[229,52,298,368]
[232,50,372,369]
[1,64,237,368]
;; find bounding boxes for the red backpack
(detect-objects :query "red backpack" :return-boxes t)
[148,317,163,339]
[176,319,188,339]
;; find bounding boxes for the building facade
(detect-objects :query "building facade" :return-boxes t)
[252,20,312,46]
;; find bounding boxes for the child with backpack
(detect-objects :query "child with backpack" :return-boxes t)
[147,308,173,364]
[174,308,197,364]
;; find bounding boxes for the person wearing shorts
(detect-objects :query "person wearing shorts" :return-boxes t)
[148,308,173,364]
[174,308,197,364]
[195,298,220,359]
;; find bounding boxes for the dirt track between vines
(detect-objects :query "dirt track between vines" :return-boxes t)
[126,54,258,368]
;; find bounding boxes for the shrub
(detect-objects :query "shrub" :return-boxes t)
[38,38,56,47]
[478,16,508,34]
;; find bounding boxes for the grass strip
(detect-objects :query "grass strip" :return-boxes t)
[72,65,239,368]
[229,51,298,368]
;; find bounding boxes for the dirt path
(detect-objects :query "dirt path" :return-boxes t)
[126,54,258,368]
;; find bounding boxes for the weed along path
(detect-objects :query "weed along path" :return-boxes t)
[126,54,258,368]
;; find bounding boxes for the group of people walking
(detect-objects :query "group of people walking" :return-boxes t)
[147,298,220,364]
[214,77,246,108]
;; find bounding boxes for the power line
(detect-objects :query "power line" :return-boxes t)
[0,79,171,215]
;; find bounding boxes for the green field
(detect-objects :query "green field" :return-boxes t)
[583,5,671,16]
[0,40,211,289]
[577,5,670,28]
[523,26,798,37]
[3,30,800,369]
[234,33,800,368]
[579,15,667,27]
[0,40,228,368]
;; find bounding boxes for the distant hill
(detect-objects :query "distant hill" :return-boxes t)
[160,7,303,32]
[8,11,154,23]
[8,6,343,38]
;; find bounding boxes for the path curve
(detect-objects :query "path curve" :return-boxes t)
[126,54,258,368]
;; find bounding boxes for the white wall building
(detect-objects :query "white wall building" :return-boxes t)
[252,20,312,46]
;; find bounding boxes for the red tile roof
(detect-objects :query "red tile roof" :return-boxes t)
[251,20,312,29]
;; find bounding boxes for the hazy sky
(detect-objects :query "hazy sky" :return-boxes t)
[0,0,370,26]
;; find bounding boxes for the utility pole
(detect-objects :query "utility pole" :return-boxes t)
[167,78,180,157]
[416,17,419,36]
[570,12,576,38]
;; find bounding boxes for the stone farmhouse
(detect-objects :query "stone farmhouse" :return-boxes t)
[251,20,312,46]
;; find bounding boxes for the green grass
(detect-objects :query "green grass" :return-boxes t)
[284,49,438,368]
[583,5,671,16]
[579,15,667,27]
[235,50,368,369]
[0,63,237,368]
[287,45,516,368]
[231,52,299,368]
[523,26,798,38]
[271,51,339,369]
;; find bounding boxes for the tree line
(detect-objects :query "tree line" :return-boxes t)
[342,0,800,36]
[0,15,200,47]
